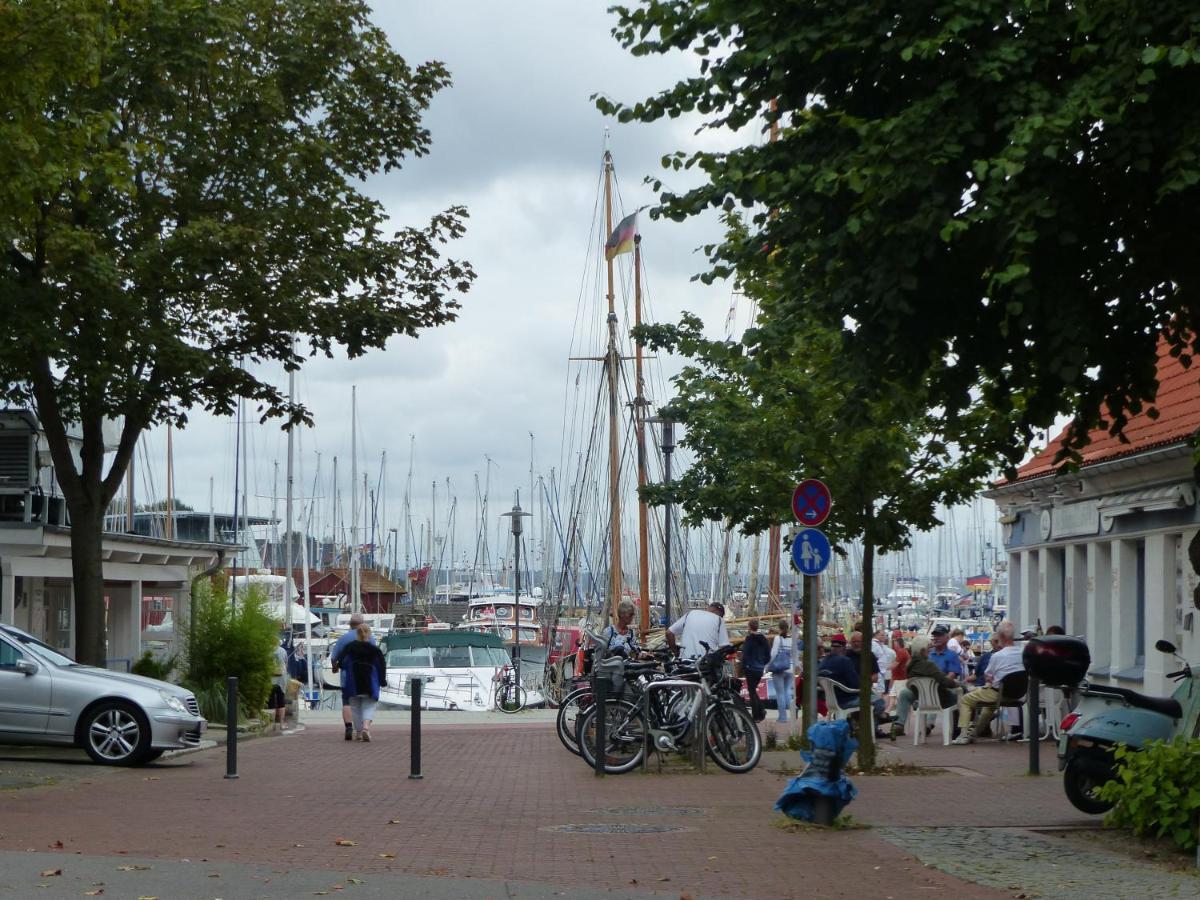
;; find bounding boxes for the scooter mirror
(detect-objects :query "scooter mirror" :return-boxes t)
[1155,639,1177,654]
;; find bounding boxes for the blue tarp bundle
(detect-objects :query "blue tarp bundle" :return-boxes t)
[774,720,858,822]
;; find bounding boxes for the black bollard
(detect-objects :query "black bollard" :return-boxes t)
[1027,674,1040,775]
[409,676,423,780]
[224,676,239,780]
[593,674,608,778]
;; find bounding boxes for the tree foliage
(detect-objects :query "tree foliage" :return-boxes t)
[0,0,473,663]
[603,1,1200,469]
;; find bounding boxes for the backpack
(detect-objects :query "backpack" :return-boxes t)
[767,641,792,674]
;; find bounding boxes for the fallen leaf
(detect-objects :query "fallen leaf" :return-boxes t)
[143,777,159,781]
[387,819,402,825]
[333,840,357,847]
[50,841,64,850]
[84,891,103,896]
[293,843,305,848]
[347,878,363,885]
[707,856,717,860]
[39,869,61,877]
[377,853,395,859]
[136,896,159,899]
[116,865,152,872]
[657,876,671,882]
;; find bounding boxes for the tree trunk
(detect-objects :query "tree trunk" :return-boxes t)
[858,529,877,770]
[67,501,107,667]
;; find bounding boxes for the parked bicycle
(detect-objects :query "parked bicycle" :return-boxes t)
[494,664,526,713]
[575,641,761,774]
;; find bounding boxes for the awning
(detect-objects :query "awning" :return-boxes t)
[1100,483,1195,524]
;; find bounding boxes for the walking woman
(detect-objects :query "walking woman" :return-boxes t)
[341,624,387,742]
[768,620,795,723]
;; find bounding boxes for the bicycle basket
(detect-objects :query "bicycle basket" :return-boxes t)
[594,656,626,694]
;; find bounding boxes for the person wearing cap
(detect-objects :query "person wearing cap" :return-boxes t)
[928,624,964,681]
[666,601,730,660]
[331,612,376,741]
[816,634,860,708]
[891,635,962,738]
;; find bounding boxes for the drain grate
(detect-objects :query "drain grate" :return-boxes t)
[591,806,708,817]
[541,823,696,834]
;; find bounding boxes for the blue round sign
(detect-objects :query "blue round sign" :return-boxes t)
[790,527,831,576]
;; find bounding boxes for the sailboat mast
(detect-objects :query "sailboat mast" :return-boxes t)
[634,238,651,635]
[350,386,360,615]
[603,149,622,622]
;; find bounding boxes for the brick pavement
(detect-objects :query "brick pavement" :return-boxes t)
[0,721,1019,899]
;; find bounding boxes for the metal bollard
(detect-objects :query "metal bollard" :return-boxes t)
[224,676,238,780]
[409,677,423,780]
[593,674,608,778]
[1028,675,1040,775]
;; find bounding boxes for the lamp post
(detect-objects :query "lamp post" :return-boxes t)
[648,417,676,627]
[501,494,532,693]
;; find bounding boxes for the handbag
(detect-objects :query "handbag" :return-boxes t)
[766,642,792,674]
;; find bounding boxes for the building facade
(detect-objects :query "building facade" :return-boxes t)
[985,344,1200,697]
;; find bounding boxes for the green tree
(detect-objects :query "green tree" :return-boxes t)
[0,1,473,664]
[638,220,992,765]
[602,1,1200,468]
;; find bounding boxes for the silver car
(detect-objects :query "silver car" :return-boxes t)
[0,623,206,766]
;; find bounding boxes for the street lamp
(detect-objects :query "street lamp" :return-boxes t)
[648,416,676,627]
[501,493,532,693]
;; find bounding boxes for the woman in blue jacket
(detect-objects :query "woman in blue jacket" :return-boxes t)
[340,624,388,742]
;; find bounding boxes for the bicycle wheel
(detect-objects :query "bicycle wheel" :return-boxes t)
[576,700,645,774]
[704,702,762,773]
[495,681,526,714]
[555,687,593,756]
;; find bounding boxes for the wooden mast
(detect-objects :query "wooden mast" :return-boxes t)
[634,236,651,636]
[603,150,622,623]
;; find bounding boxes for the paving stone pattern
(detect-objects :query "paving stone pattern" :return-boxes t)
[879,826,1200,899]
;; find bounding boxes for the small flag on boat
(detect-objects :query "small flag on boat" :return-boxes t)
[604,211,639,261]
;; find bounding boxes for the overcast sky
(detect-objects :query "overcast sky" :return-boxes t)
[132,2,1003,592]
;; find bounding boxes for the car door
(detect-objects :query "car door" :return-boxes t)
[0,634,51,736]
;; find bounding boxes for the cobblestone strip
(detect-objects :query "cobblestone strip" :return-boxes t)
[877,826,1200,899]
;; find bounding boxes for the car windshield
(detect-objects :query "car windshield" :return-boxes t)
[8,630,77,667]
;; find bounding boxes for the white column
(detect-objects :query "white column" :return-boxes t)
[0,569,13,625]
[1021,549,1039,631]
[128,580,143,667]
[1087,542,1112,677]
[1065,544,1088,637]
[1041,548,1063,631]
[1182,530,1200,663]
[1143,533,1174,695]
[66,580,76,660]
[1008,552,1023,627]
[1110,539,1139,676]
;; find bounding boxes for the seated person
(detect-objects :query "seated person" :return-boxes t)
[818,634,886,729]
[953,620,1025,744]
[892,636,962,738]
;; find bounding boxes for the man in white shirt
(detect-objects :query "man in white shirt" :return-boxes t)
[952,620,1025,744]
[666,602,730,660]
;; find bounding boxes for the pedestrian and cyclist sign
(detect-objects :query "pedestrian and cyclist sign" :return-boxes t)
[791,478,831,526]
[790,478,832,575]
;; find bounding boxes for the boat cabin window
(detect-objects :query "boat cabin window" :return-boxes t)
[386,647,432,668]
[433,645,472,668]
[471,646,511,667]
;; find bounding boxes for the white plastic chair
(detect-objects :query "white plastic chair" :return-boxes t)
[908,677,954,746]
[818,677,874,734]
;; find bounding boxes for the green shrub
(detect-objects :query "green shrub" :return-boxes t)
[181,576,283,718]
[1097,736,1200,851]
[131,650,177,682]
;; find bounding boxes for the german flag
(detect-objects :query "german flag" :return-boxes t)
[604,211,638,261]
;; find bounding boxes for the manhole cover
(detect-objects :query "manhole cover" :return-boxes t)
[541,823,696,834]
[591,806,707,817]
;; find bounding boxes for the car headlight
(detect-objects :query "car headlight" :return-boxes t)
[158,690,188,714]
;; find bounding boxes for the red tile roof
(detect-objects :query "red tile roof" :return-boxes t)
[1014,340,1200,481]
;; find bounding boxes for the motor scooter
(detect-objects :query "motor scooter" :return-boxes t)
[1056,639,1200,814]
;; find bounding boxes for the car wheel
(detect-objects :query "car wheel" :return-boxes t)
[80,700,152,766]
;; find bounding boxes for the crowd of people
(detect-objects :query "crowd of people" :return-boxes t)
[731,616,1051,744]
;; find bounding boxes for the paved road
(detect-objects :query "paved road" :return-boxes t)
[1,715,1196,898]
